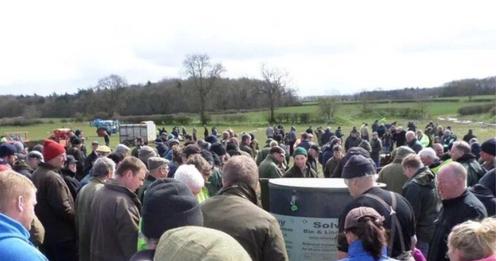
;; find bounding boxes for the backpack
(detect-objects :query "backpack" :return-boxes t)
[362,192,413,260]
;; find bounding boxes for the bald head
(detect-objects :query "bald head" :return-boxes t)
[436,162,467,200]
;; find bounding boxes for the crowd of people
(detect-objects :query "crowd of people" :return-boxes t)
[0,120,496,261]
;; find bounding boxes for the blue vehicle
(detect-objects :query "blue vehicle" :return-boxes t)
[90,119,119,134]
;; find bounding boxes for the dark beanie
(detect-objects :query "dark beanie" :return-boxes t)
[205,135,218,144]
[183,144,201,158]
[210,143,226,156]
[142,179,203,240]
[226,143,238,152]
[481,138,496,156]
[71,136,82,145]
[201,150,215,166]
[0,143,17,157]
[342,154,376,179]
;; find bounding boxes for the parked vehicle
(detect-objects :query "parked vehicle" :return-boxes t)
[119,121,156,145]
[90,119,119,134]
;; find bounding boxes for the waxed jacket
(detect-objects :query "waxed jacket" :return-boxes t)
[258,155,284,179]
[456,153,485,186]
[377,147,415,194]
[402,167,439,243]
[89,180,141,261]
[32,163,76,243]
[201,183,288,261]
[75,177,106,261]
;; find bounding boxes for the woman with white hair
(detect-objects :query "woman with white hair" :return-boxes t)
[174,164,205,199]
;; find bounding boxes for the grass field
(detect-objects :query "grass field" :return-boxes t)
[0,96,496,152]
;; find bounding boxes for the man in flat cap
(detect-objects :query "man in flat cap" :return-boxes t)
[258,146,286,179]
[138,157,169,202]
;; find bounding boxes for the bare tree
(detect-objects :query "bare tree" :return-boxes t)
[93,75,128,116]
[95,74,128,90]
[260,64,288,123]
[183,54,224,125]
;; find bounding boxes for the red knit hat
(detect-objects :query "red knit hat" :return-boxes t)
[43,139,66,161]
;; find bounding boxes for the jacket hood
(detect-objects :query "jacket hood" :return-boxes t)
[409,167,435,187]
[393,146,415,163]
[456,153,477,163]
[0,213,31,244]
[218,182,259,206]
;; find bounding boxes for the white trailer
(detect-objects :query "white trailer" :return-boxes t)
[119,121,157,145]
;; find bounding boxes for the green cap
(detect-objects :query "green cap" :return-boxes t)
[293,147,308,157]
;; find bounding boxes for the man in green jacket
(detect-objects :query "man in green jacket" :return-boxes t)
[377,146,415,194]
[32,139,77,261]
[89,157,147,261]
[258,147,286,179]
[75,157,115,261]
[202,156,288,261]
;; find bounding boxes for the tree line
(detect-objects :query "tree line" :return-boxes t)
[348,76,496,101]
[0,55,299,123]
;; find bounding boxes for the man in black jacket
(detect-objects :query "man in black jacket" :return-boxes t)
[428,162,487,261]
[401,154,439,257]
[337,155,416,260]
[450,141,485,186]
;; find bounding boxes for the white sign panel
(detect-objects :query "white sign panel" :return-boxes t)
[273,213,339,261]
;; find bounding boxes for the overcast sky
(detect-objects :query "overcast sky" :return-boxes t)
[0,0,496,97]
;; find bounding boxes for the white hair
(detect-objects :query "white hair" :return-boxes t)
[174,164,205,194]
[91,157,116,178]
[418,148,437,160]
[115,144,131,157]
[406,131,415,139]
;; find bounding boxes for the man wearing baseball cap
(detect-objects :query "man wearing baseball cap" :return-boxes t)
[337,154,416,260]
[0,143,17,169]
[342,207,396,261]
[32,139,77,261]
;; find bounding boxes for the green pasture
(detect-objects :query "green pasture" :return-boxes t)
[0,97,496,152]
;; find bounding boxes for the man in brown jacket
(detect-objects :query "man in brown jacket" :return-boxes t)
[201,156,288,261]
[32,139,77,261]
[75,157,115,261]
[89,156,147,261]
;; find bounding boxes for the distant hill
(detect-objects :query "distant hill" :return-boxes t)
[301,76,495,102]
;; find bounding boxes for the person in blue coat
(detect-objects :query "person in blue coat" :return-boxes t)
[0,170,48,261]
[338,206,397,261]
